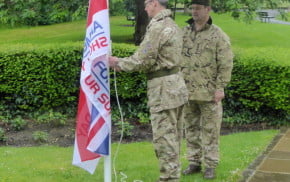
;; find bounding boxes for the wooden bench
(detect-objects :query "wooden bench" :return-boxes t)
[257,11,274,23]
[126,16,135,26]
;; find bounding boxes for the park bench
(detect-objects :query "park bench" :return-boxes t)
[126,16,135,26]
[257,11,274,23]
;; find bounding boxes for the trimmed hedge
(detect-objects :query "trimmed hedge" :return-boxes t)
[228,47,290,114]
[0,43,83,111]
[0,43,145,113]
[0,43,289,120]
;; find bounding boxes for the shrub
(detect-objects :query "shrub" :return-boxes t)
[137,112,150,124]
[0,43,82,113]
[0,0,87,26]
[36,110,67,127]
[115,121,134,138]
[0,127,7,142]
[10,116,27,131]
[0,43,289,126]
[228,47,290,114]
[32,131,49,143]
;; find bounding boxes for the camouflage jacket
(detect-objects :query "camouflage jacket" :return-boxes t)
[181,18,233,101]
[118,9,188,113]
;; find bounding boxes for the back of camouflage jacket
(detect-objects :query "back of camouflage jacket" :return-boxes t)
[181,19,233,101]
[118,9,188,113]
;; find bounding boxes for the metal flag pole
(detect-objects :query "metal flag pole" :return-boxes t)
[104,0,112,180]
[104,138,112,182]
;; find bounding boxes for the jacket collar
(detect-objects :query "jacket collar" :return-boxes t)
[152,9,172,22]
[186,17,212,31]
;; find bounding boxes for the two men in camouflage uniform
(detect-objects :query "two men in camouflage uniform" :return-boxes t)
[181,0,233,179]
[109,0,188,181]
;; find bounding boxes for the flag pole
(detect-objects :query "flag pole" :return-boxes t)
[104,0,111,180]
[104,138,111,182]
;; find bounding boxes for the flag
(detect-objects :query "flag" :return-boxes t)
[73,0,111,174]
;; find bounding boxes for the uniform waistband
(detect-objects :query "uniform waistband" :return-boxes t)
[147,67,179,80]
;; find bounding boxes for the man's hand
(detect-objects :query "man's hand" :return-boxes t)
[214,90,225,103]
[108,56,121,71]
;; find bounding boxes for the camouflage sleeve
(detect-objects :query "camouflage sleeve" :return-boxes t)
[216,32,234,91]
[118,23,164,72]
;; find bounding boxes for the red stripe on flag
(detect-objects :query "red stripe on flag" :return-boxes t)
[87,117,105,145]
[87,0,108,26]
[76,88,100,161]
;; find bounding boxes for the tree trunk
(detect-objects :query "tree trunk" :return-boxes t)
[134,0,149,45]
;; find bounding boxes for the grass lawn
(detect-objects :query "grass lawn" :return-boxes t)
[0,130,278,182]
[0,13,290,49]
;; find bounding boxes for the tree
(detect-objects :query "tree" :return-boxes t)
[134,0,149,45]
[0,0,87,26]
[133,0,178,45]
[133,0,286,44]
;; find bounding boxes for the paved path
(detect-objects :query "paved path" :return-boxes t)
[241,127,290,182]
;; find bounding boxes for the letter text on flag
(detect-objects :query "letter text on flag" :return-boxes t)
[72,0,111,175]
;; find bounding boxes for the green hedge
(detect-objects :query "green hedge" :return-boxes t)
[0,43,289,121]
[228,47,290,114]
[0,43,145,114]
[0,43,83,111]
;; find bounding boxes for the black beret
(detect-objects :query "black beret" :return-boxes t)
[191,0,211,6]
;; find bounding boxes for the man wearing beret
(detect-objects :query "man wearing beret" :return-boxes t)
[181,0,233,179]
[109,0,188,181]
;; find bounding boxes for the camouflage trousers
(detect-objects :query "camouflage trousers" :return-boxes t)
[183,100,222,168]
[150,106,184,182]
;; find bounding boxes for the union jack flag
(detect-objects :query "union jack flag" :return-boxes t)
[72,0,111,174]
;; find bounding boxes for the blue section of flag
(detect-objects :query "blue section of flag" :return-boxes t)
[90,105,99,125]
[95,134,109,155]
[91,66,109,94]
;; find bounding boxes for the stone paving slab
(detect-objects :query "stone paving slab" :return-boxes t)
[268,151,290,160]
[240,127,290,182]
[273,137,290,152]
[248,171,290,182]
[258,158,290,173]
[285,130,290,138]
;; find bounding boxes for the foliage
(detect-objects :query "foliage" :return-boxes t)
[0,43,82,113]
[109,0,126,16]
[137,112,150,124]
[223,106,289,127]
[0,130,278,181]
[124,0,136,14]
[111,98,149,121]
[0,0,87,27]
[115,121,134,137]
[276,11,290,21]
[1,41,289,124]
[228,47,290,113]
[195,0,284,22]
[10,116,27,131]
[32,131,49,143]
[36,110,67,127]
[0,127,7,141]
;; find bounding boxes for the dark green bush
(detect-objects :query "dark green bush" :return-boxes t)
[0,0,87,26]
[32,131,49,143]
[36,110,67,127]
[0,43,289,125]
[227,47,290,114]
[0,43,82,113]
[0,127,7,142]
[10,116,27,131]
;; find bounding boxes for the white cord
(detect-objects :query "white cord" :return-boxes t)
[113,68,124,182]
[112,68,143,182]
